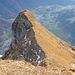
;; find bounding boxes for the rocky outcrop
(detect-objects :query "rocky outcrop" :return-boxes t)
[2,10,46,65]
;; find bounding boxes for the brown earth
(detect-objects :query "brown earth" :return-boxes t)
[0,59,74,75]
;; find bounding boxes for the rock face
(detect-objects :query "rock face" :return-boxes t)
[2,10,45,65]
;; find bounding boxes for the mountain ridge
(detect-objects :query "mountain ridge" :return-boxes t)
[1,10,75,70]
[2,10,46,66]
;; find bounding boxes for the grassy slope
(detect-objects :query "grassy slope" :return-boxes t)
[25,10,75,69]
[0,59,74,75]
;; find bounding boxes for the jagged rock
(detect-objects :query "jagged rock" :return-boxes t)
[2,10,46,65]
[11,11,32,49]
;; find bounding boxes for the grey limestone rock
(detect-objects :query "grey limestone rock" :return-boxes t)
[2,10,46,66]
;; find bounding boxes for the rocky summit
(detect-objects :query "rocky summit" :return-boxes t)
[2,10,45,66]
[1,10,75,72]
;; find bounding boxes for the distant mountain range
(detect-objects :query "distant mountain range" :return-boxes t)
[0,0,75,19]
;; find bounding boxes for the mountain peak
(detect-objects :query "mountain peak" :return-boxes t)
[2,10,46,66]
[2,10,75,69]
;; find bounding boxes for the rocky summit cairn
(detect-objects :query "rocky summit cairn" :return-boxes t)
[2,10,46,66]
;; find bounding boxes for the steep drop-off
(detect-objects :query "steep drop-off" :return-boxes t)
[2,10,75,69]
